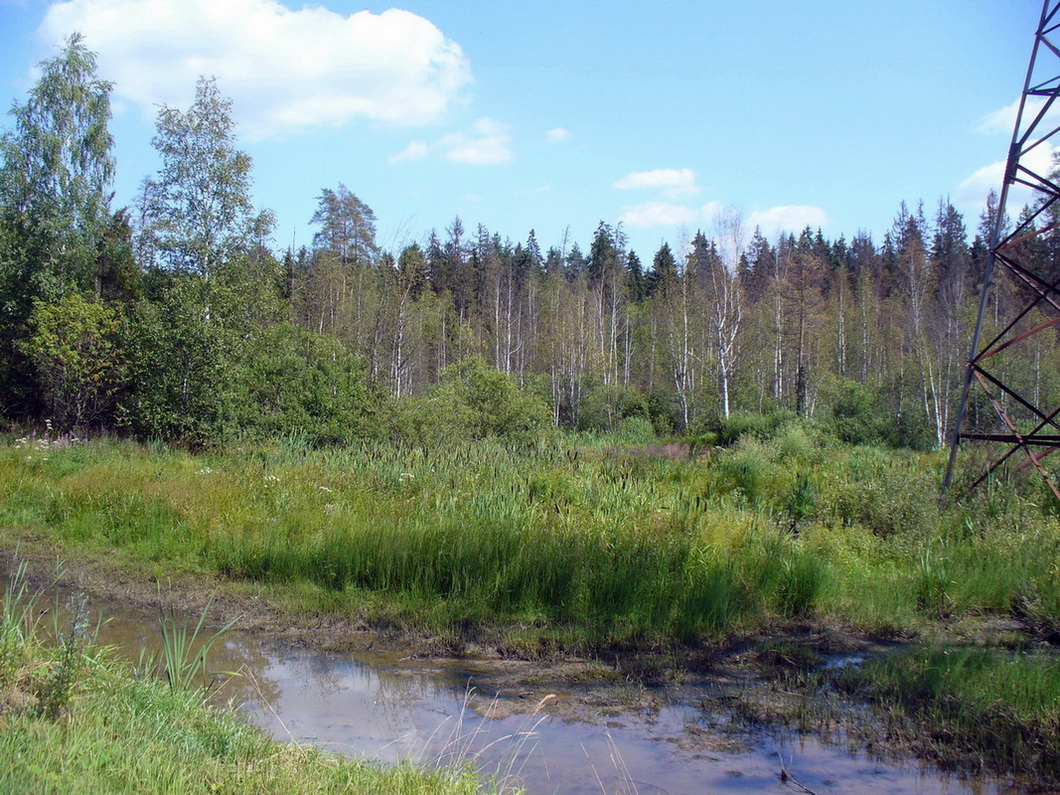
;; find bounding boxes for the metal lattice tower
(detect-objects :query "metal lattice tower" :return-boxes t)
[943,0,1060,502]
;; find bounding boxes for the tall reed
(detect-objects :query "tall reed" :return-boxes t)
[2,433,1058,648]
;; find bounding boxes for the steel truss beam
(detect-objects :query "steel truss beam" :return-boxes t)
[944,0,1060,503]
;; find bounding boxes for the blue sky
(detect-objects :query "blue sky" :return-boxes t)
[0,0,1048,260]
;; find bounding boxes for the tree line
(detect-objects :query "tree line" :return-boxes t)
[2,36,1057,448]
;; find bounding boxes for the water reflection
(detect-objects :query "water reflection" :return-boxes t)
[22,582,1013,794]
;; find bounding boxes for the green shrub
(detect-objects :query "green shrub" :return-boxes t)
[118,279,231,445]
[817,448,940,538]
[713,439,774,503]
[20,293,123,431]
[713,409,798,446]
[617,415,655,444]
[228,324,375,444]
[690,431,719,454]
[824,378,888,445]
[386,357,549,446]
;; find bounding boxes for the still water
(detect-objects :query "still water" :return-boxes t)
[53,589,1010,794]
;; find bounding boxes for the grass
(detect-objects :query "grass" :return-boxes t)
[834,645,1060,780]
[2,427,1060,783]
[145,597,238,691]
[1,429,1058,652]
[0,562,491,795]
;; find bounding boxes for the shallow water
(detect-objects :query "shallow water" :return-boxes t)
[37,587,1013,794]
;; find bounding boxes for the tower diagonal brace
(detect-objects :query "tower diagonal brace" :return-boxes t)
[943,0,1060,503]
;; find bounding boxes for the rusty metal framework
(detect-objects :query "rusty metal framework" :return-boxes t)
[943,0,1060,502]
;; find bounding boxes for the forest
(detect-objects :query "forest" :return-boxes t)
[2,36,1057,456]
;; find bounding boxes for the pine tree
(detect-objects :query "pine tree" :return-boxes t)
[647,242,678,297]
[310,184,379,265]
[564,243,586,281]
[740,227,774,302]
[626,250,646,302]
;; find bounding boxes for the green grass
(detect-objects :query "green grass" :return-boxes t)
[835,646,1060,780]
[0,563,490,795]
[2,429,1060,783]
[0,667,487,794]
[0,430,1058,650]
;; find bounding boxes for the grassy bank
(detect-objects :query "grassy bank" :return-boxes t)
[834,646,1060,780]
[0,566,488,794]
[1,428,1058,651]
[3,427,1060,782]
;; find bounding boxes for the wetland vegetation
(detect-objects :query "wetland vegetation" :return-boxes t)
[2,420,1060,786]
[0,564,486,794]
[3,424,1058,651]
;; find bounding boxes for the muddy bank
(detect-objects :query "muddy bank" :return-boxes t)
[0,528,893,691]
[1,537,1020,795]
[0,529,1050,792]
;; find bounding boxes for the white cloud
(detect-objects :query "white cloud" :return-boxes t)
[614,168,698,191]
[747,205,829,238]
[957,160,1007,204]
[619,202,700,227]
[441,117,512,165]
[976,97,1060,137]
[388,118,513,166]
[388,141,429,163]
[620,200,827,235]
[545,127,571,143]
[38,0,472,138]
[956,140,1057,216]
[977,98,1023,135]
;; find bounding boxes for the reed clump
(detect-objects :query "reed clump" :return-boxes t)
[1,430,1058,650]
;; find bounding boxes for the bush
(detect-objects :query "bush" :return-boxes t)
[229,324,375,444]
[118,280,230,445]
[713,439,774,503]
[386,357,550,446]
[817,447,940,538]
[888,409,937,452]
[20,293,123,431]
[823,378,889,446]
[617,415,656,444]
[711,409,798,446]
[644,388,680,434]
[822,377,938,452]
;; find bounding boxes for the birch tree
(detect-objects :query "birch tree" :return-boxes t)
[0,33,115,295]
[150,77,253,277]
[693,212,744,419]
[0,33,115,417]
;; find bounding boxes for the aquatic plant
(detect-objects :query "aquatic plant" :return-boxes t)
[138,597,238,692]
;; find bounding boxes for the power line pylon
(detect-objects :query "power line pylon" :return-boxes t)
[943,0,1060,502]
